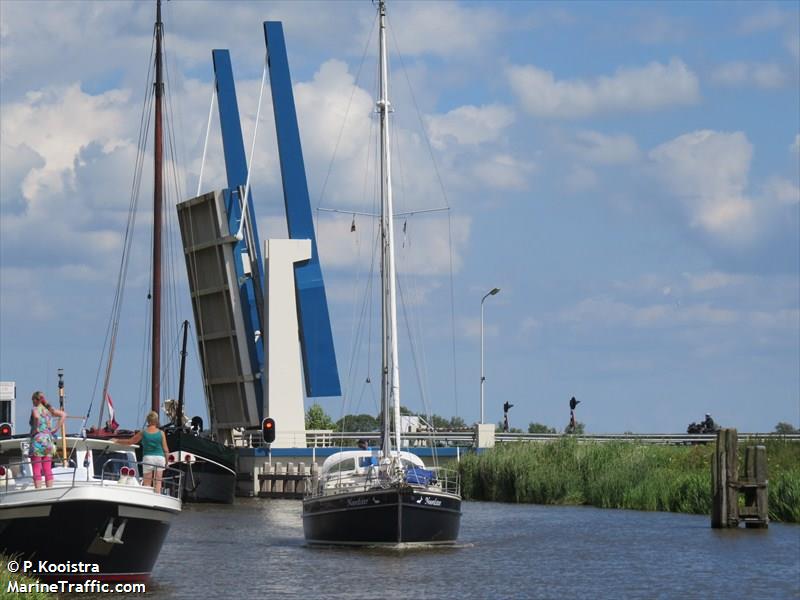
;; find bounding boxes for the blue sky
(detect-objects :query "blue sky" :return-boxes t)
[1,1,798,434]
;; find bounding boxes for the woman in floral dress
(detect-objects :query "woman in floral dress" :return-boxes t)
[29,391,65,488]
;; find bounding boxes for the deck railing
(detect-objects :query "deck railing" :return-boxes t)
[0,456,183,502]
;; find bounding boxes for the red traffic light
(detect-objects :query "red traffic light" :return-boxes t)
[0,423,12,438]
[261,417,276,444]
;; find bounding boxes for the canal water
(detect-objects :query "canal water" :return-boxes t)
[143,499,798,599]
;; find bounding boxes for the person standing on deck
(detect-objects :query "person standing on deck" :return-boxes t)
[29,391,65,488]
[114,411,169,493]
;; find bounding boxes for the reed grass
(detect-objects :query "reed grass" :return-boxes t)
[0,555,50,599]
[458,438,800,523]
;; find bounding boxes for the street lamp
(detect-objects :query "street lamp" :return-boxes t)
[480,287,500,424]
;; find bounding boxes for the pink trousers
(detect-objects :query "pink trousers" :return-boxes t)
[31,456,53,485]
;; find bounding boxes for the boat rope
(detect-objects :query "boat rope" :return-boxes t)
[315,11,378,215]
[389,21,460,426]
[234,57,268,242]
[196,83,216,197]
[94,32,157,428]
[162,28,190,404]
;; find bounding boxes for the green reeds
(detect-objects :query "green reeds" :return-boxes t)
[459,438,800,523]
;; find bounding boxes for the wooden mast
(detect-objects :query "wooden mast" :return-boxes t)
[151,0,164,414]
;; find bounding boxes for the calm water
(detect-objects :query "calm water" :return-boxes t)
[140,499,798,599]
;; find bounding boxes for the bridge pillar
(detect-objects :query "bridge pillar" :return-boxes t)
[264,239,311,448]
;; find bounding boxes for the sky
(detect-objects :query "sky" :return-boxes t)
[1,1,798,435]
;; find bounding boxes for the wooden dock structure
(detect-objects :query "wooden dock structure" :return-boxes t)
[711,428,768,528]
[244,461,317,499]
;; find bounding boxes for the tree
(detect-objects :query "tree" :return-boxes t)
[528,422,556,434]
[774,422,799,434]
[449,416,467,429]
[305,403,335,430]
[564,421,586,434]
[335,413,380,432]
[429,414,451,430]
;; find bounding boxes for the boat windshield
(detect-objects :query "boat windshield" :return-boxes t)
[93,449,137,478]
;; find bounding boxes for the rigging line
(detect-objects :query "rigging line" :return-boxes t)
[163,85,187,379]
[344,108,378,390]
[138,294,153,421]
[388,20,460,421]
[316,10,378,211]
[447,212,459,420]
[397,275,439,468]
[235,57,268,242]
[162,23,189,201]
[95,66,156,427]
[197,85,216,197]
[388,20,451,210]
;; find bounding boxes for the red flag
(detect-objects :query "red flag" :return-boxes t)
[105,392,119,431]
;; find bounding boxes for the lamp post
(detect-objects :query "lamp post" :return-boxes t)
[480,287,500,424]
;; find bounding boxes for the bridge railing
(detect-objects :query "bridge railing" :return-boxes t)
[301,431,800,447]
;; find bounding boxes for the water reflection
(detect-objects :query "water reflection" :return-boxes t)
[142,500,799,599]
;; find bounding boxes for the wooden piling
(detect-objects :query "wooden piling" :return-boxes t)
[711,429,768,529]
[273,462,284,494]
[741,445,769,528]
[311,462,319,494]
[286,463,296,494]
[296,462,306,495]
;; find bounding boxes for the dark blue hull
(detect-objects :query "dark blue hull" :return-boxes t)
[303,486,461,545]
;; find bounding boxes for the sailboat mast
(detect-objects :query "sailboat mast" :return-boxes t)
[377,0,402,455]
[151,0,164,414]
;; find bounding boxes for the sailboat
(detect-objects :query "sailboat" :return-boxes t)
[302,0,462,546]
[0,0,182,581]
[163,322,237,504]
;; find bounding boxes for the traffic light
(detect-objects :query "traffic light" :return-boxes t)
[0,423,11,439]
[261,417,275,444]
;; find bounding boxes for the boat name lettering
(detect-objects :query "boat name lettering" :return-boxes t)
[416,496,442,507]
[346,497,380,507]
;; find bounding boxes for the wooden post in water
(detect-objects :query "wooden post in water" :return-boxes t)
[741,445,769,528]
[274,462,284,494]
[296,462,306,495]
[711,429,768,529]
[286,462,296,494]
[311,462,319,494]
[712,428,738,528]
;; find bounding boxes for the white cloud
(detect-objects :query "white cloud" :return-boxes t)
[315,212,471,278]
[559,296,738,328]
[1,85,132,202]
[426,104,514,149]
[710,61,786,89]
[683,272,749,293]
[786,32,800,62]
[633,15,689,44]
[763,176,800,206]
[564,165,598,193]
[649,130,755,241]
[737,7,791,34]
[792,134,800,155]
[388,2,509,58]
[568,130,640,164]
[507,58,699,118]
[473,154,535,191]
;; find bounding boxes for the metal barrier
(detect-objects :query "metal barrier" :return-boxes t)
[101,458,184,501]
[0,456,183,502]
[301,431,800,448]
